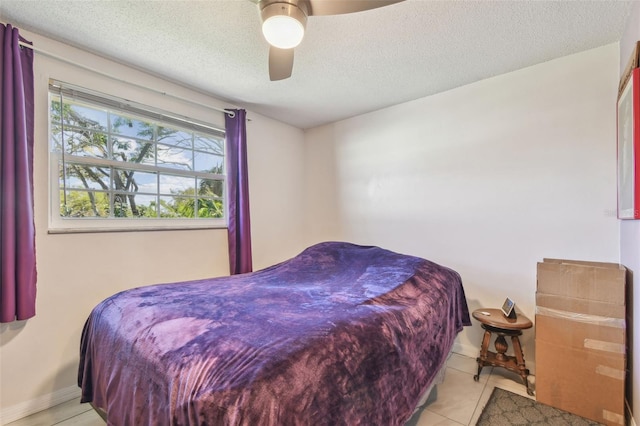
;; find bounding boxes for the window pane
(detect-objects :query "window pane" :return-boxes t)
[61,190,110,217]
[197,198,224,218]
[197,178,224,198]
[194,134,224,155]
[52,129,108,157]
[194,152,223,173]
[157,143,193,170]
[61,163,110,191]
[113,169,157,194]
[112,137,155,165]
[158,127,192,149]
[134,194,158,218]
[50,124,63,151]
[50,97,62,125]
[60,101,109,130]
[159,174,195,195]
[159,196,195,218]
[113,193,157,218]
[110,112,154,141]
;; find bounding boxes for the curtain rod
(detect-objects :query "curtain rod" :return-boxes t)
[3,25,236,118]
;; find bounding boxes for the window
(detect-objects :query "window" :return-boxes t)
[48,80,226,232]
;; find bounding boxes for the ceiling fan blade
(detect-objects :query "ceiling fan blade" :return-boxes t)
[308,0,403,16]
[269,47,294,81]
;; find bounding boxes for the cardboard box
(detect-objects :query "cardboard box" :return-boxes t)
[536,259,627,426]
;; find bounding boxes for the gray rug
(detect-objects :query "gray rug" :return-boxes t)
[476,388,603,426]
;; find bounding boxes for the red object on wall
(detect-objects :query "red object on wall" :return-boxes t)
[617,67,640,219]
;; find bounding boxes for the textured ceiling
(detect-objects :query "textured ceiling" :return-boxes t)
[0,0,634,129]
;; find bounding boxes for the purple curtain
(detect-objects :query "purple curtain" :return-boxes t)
[225,109,252,275]
[0,24,37,322]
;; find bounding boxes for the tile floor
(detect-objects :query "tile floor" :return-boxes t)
[6,353,534,426]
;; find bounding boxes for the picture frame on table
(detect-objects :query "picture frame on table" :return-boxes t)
[501,297,516,319]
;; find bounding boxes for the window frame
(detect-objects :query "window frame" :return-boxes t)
[48,80,228,233]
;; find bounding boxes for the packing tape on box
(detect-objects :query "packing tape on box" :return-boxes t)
[584,339,625,354]
[595,364,625,380]
[602,410,625,425]
[535,306,625,329]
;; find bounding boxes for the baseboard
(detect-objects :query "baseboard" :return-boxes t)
[452,341,477,358]
[627,399,637,426]
[0,385,80,425]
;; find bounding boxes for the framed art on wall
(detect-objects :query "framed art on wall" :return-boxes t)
[617,67,640,219]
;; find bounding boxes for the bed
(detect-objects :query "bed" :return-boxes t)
[78,241,470,425]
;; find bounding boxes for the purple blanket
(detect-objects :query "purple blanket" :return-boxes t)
[79,242,470,425]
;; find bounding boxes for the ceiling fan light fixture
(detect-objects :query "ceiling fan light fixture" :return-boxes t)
[261,2,307,49]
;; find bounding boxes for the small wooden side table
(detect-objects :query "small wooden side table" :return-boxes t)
[472,308,533,395]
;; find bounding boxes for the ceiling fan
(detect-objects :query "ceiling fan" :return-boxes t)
[251,0,404,81]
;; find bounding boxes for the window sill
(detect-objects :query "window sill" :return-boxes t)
[48,225,227,234]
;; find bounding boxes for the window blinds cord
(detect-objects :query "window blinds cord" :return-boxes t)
[5,28,236,119]
[59,90,68,212]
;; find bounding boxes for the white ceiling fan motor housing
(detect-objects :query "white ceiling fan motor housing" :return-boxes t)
[261,1,308,49]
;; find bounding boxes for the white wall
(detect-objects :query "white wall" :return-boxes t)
[304,44,621,369]
[619,2,640,422]
[248,113,308,269]
[0,31,307,422]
